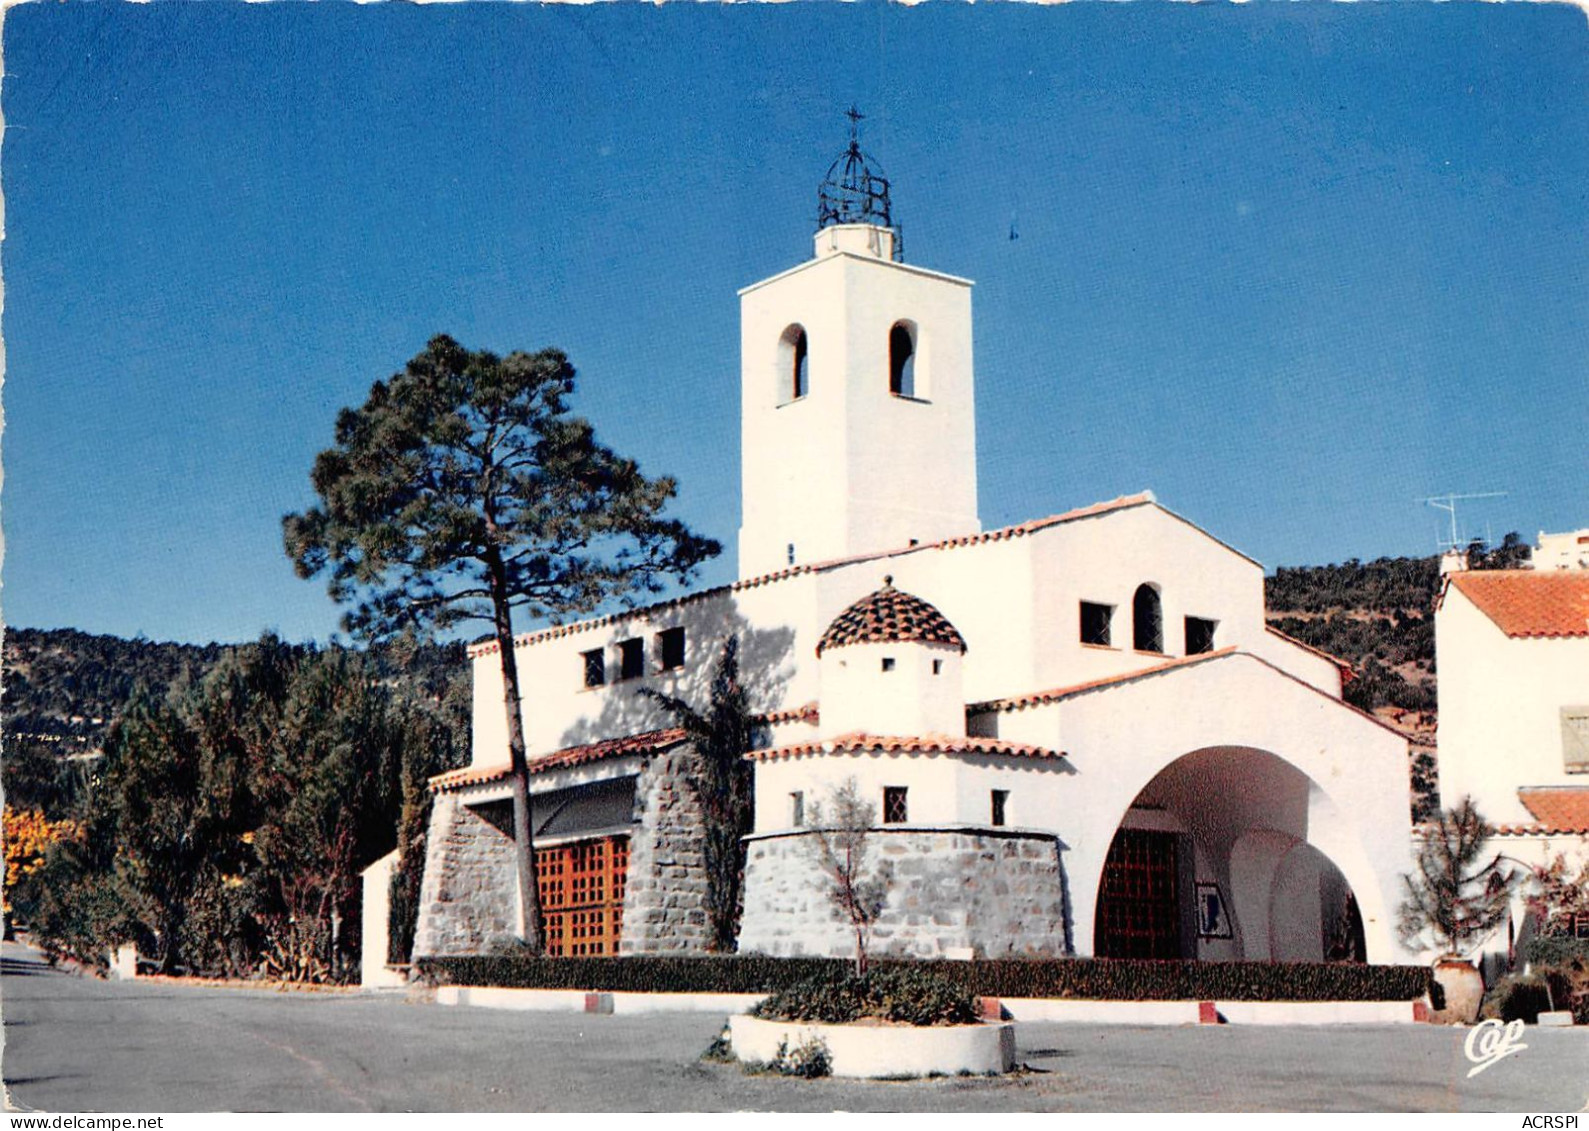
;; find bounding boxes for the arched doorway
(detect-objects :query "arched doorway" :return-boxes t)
[1092,746,1368,962]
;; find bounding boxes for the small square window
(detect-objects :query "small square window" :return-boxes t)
[1080,602,1113,647]
[618,638,644,681]
[790,791,805,828]
[883,786,908,824]
[991,789,1009,827]
[658,627,686,671]
[881,657,896,673]
[582,648,606,689]
[1563,707,1589,772]
[1185,617,1218,655]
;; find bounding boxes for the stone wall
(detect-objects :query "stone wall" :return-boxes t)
[619,744,714,954]
[412,794,520,957]
[737,828,1070,959]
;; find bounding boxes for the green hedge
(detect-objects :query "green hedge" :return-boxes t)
[417,955,1431,1003]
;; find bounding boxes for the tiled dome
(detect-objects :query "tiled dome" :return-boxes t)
[816,577,967,656]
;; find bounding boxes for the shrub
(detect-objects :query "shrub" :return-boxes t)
[752,969,979,1027]
[771,1036,832,1078]
[1480,975,1553,1024]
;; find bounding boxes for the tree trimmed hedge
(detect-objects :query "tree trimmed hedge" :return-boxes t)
[418,955,1431,1003]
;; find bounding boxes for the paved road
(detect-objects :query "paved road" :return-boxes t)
[3,943,1584,1112]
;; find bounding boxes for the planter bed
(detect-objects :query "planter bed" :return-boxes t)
[727,1013,1015,1079]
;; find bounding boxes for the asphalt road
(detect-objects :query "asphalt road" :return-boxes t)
[3,942,1584,1112]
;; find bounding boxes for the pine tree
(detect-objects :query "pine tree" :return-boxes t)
[285,335,718,952]
[1398,796,1517,958]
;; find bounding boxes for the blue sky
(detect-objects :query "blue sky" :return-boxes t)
[3,3,1586,646]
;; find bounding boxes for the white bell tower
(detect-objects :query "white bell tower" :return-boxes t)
[736,115,981,580]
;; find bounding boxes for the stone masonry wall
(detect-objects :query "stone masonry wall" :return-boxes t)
[737,828,1070,959]
[619,744,714,955]
[412,793,519,957]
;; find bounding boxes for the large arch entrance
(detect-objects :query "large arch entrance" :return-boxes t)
[1092,746,1369,962]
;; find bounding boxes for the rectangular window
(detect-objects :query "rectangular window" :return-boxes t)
[883,786,908,824]
[1080,601,1113,647]
[1563,707,1589,772]
[932,659,943,675]
[787,543,796,566]
[991,789,1009,827]
[658,626,686,672]
[582,648,606,689]
[617,638,645,681]
[790,791,804,828]
[1185,617,1218,655]
[881,657,896,672]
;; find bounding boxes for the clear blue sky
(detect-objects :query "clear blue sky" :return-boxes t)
[4,3,1586,646]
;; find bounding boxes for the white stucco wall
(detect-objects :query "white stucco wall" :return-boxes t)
[751,747,1073,834]
[975,652,1414,962]
[819,640,964,738]
[738,229,979,579]
[1435,585,1589,823]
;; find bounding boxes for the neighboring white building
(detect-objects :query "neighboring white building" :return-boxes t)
[414,133,1417,967]
[1433,569,1589,970]
[1534,529,1589,572]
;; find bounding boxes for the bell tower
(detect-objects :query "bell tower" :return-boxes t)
[737,112,981,580]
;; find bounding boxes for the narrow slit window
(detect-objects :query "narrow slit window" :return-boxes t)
[1080,601,1114,646]
[780,324,809,402]
[658,626,686,671]
[617,638,644,681]
[1185,617,1217,655]
[991,790,1009,827]
[790,791,805,828]
[883,786,909,824]
[1133,584,1164,653]
[889,322,916,397]
[582,648,606,689]
[932,659,944,675]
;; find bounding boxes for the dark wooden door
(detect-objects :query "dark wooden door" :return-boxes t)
[1095,828,1182,959]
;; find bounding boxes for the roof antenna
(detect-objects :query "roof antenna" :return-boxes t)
[1418,491,1508,553]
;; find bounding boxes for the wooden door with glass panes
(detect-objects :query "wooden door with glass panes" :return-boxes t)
[536,835,629,956]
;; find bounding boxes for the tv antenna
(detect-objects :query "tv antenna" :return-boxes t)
[1418,491,1507,553]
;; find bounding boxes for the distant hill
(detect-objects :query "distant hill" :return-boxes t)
[2,627,467,756]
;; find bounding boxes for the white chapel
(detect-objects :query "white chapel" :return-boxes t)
[413,128,1417,967]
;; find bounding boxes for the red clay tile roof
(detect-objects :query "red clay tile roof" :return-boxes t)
[429,727,688,793]
[1517,788,1589,832]
[758,702,821,726]
[816,579,967,656]
[969,649,1238,713]
[1446,571,1589,639]
[469,493,1163,657]
[749,732,1065,762]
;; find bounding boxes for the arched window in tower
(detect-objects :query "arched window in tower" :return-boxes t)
[1133,584,1164,654]
[889,321,917,398]
[778,324,809,402]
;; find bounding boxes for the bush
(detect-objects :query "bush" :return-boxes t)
[751,969,981,1027]
[770,1036,831,1078]
[1522,936,1589,969]
[1480,975,1553,1024]
[417,954,1432,1003]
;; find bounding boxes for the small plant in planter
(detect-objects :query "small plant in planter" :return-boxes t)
[1398,796,1518,1023]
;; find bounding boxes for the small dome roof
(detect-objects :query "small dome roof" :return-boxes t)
[816,577,967,656]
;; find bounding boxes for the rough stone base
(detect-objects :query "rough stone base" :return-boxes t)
[619,744,714,955]
[737,828,1070,959]
[412,794,519,957]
